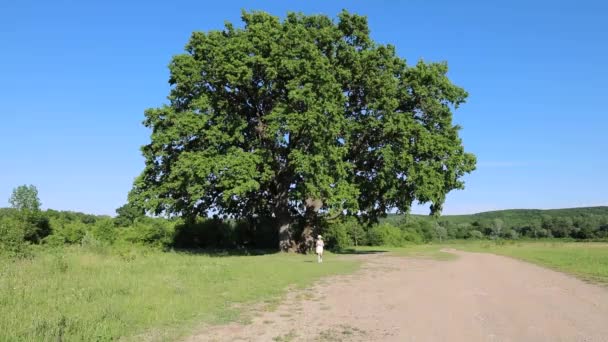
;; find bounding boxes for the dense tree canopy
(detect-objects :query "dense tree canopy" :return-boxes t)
[129,10,476,250]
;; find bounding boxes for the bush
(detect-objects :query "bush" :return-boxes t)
[366,225,382,246]
[171,217,280,249]
[504,228,519,240]
[122,219,174,247]
[468,230,484,240]
[323,221,352,251]
[367,223,405,247]
[172,218,235,249]
[347,222,367,246]
[92,219,116,244]
[0,216,29,256]
[396,219,424,244]
[48,219,87,245]
[401,227,423,244]
[80,231,108,254]
[234,217,277,248]
[22,215,51,243]
[402,220,436,243]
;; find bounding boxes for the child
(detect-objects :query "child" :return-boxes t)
[316,235,324,263]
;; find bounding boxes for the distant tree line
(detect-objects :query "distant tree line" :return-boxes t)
[2,185,607,257]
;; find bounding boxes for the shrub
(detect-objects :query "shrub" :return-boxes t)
[346,221,367,246]
[504,228,519,240]
[92,219,116,244]
[323,221,352,251]
[367,223,405,247]
[172,218,235,249]
[22,215,51,243]
[401,227,423,244]
[48,219,87,245]
[80,231,108,254]
[0,216,28,256]
[122,219,174,247]
[468,230,484,240]
[232,217,277,248]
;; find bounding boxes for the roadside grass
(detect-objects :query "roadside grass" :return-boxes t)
[451,240,608,284]
[342,241,608,285]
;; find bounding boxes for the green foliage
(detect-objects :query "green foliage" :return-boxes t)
[344,219,367,246]
[382,206,608,242]
[367,223,406,247]
[434,223,448,242]
[47,219,87,244]
[79,231,105,250]
[3,178,605,254]
[20,215,51,244]
[92,219,116,244]
[412,220,437,242]
[490,218,504,239]
[9,184,41,212]
[323,221,352,251]
[5,185,50,244]
[0,216,29,257]
[503,228,519,239]
[170,217,276,249]
[114,202,144,227]
[121,218,174,247]
[172,218,236,249]
[468,230,484,239]
[401,227,423,244]
[129,10,475,249]
[0,211,50,247]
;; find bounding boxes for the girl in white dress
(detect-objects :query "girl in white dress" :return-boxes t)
[316,235,324,263]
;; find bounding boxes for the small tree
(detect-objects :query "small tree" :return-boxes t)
[491,218,504,239]
[468,230,483,240]
[434,222,447,242]
[6,185,50,243]
[348,222,367,246]
[9,185,41,213]
[115,202,144,227]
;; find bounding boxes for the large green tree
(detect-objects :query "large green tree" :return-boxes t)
[130,10,476,251]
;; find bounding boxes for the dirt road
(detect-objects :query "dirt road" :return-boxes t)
[188,250,608,342]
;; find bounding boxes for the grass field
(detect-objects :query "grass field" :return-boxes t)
[0,246,359,341]
[2,241,605,341]
[453,241,608,284]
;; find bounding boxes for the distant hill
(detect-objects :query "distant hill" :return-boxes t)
[382,206,608,227]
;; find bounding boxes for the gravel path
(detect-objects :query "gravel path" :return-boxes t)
[187,250,608,342]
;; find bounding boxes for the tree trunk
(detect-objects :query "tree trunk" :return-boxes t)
[276,210,295,252]
[277,210,315,253]
[278,221,293,252]
[299,224,314,254]
[297,204,317,254]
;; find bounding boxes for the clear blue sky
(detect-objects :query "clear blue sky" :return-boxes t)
[1,0,606,216]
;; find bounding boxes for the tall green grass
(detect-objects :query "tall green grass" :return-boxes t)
[0,246,359,341]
